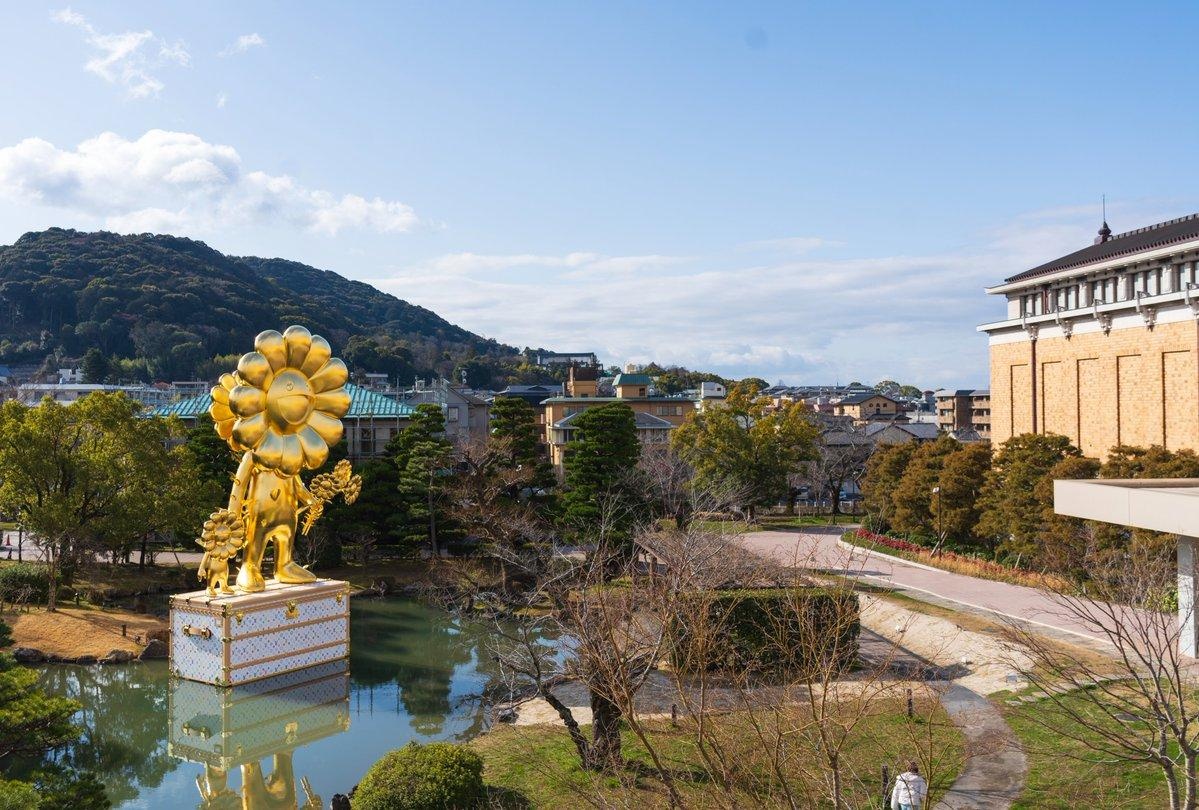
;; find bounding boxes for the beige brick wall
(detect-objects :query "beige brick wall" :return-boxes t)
[989,319,1199,459]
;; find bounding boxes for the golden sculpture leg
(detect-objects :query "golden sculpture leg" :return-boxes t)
[271,526,316,585]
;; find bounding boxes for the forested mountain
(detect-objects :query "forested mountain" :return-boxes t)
[0,228,518,382]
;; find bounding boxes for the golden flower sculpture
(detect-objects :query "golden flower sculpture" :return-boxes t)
[209,326,351,476]
[196,508,247,596]
[302,459,363,535]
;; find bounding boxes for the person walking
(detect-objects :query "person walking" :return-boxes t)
[891,762,927,810]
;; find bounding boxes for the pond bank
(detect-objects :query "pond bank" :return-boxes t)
[4,606,167,663]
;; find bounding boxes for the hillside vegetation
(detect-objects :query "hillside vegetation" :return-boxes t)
[0,228,517,382]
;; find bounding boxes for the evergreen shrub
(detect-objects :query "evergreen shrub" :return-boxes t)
[354,742,485,810]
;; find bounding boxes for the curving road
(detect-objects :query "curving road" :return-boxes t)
[741,526,1113,649]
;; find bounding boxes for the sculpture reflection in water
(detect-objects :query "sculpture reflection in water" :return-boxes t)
[168,661,350,810]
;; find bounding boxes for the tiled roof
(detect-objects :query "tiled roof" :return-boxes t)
[862,422,940,440]
[1005,214,1199,283]
[554,410,674,429]
[148,382,415,420]
[838,392,895,405]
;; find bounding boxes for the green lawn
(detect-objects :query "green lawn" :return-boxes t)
[1005,689,1167,809]
[475,700,963,808]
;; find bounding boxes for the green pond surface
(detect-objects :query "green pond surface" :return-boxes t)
[28,598,521,809]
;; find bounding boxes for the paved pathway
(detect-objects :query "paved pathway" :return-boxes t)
[742,527,1112,646]
[935,683,1026,809]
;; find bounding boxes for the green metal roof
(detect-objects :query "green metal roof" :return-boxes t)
[147,382,416,420]
[613,373,652,386]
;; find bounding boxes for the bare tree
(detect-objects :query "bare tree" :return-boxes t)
[1003,534,1199,810]
[794,419,874,517]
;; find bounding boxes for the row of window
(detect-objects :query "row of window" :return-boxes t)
[1020,262,1199,316]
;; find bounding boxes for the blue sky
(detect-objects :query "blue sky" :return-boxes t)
[1,2,1197,386]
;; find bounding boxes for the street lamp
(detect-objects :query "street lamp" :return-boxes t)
[931,486,943,555]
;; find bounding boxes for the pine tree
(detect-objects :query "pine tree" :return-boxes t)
[561,402,641,549]
[393,404,455,552]
[861,442,916,531]
[891,435,961,538]
[976,433,1083,561]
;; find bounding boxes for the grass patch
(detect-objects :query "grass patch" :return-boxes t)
[1005,689,1167,809]
[475,700,964,808]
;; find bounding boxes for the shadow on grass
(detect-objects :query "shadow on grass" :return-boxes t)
[485,784,533,808]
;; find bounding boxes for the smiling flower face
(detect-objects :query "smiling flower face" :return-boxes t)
[209,325,351,476]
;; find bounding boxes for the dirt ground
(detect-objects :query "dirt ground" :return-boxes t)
[859,594,1033,695]
[4,607,165,658]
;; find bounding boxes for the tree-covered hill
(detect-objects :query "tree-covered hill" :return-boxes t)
[0,228,517,382]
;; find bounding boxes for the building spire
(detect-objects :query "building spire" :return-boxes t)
[1095,194,1112,244]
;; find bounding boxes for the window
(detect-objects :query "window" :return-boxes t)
[447,406,460,422]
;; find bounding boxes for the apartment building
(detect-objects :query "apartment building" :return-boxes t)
[934,389,992,440]
[979,214,1199,458]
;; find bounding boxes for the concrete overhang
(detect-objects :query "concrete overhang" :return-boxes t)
[1054,478,1199,536]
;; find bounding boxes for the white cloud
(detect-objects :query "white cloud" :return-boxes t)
[0,129,419,237]
[219,33,265,57]
[740,236,832,254]
[377,207,1159,385]
[53,8,189,98]
[216,92,227,108]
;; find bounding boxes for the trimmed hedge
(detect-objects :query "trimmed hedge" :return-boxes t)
[0,564,49,604]
[671,587,859,675]
[354,742,485,810]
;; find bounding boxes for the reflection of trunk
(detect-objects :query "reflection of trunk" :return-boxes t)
[587,690,623,772]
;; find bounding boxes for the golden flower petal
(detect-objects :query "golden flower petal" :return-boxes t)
[279,433,304,476]
[232,412,268,449]
[298,426,329,469]
[309,358,349,394]
[229,385,266,417]
[301,335,331,376]
[283,325,312,370]
[210,400,234,422]
[314,389,351,419]
[253,430,285,469]
[255,330,288,372]
[237,352,272,389]
[307,411,344,446]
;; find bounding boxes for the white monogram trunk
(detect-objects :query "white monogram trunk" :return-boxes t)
[169,580,350,686]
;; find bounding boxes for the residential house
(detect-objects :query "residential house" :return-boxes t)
[542,369,692,469]
[833,392,903,423]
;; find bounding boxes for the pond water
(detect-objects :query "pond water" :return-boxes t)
[27,598,516,809]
